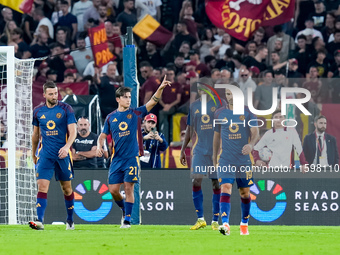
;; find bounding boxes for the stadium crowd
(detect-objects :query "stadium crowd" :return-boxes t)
[1,0,340,168]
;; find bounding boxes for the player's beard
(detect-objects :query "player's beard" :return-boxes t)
[47,99,57,106]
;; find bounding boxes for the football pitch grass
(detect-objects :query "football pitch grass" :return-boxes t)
[0,225,339,255]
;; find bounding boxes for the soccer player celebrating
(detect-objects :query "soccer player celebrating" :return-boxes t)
[97,76,171,228]
[29,81,77,230]
[213,84,259,236]
[180,82,226,230]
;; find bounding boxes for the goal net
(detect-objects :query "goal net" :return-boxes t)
[0,47,37,224]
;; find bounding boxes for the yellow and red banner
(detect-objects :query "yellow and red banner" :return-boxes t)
[133,14,173,47]
[88,23,115,68]
[0,0,33,13]
[205,0,295,41]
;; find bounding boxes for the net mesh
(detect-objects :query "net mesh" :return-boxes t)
[0,52,37,224]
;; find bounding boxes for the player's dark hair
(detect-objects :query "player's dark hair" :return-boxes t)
[314,115,327,123]
[139,61,152,68]
[116,87,132,98]
[43,81,57,93]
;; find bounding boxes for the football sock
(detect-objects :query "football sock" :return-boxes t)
[192,186,204,218]
[36,192,47,222]
[212,188,221,221]
[64,192,74,222]
[220,193,231,224]
[115,199,125,213]
[124,202,133,223]
[241,196,251,224]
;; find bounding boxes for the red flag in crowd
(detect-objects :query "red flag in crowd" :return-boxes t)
[205,0,295,41]
[133,14,173,47]
[0,0,33,13]
[88,23,115,68]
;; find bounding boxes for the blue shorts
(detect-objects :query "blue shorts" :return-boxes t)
[217,162,254,189]
[108,157,140,184]
[191,154,217,179]
[36,156,74,181]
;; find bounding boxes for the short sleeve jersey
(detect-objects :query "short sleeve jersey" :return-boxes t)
[33,101,77,159]
[214,106,257,165]
[187,98,225,156]
[103,106,148,159]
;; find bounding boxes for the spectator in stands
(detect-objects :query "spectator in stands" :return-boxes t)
[243,45,268,72]
[55,27,72,52]
[252,27,265,46]
[179,2,198,40]
[238,68,257,106]
[116,0,137,35]
[25,32,50,66]
[159,67,182,142]
[141,114,168,168]
[70,34,93,75]
[199,28,215,62]
[303,66,329,103]
[244,41,257,58]
[321,12,336,43]
[94,63,120,119]
[72,0,93,33]
[170,21,197,52]
[178,41,191,63]
[57,1,78,41]
[11,28,29,59]
[210,33,234,60]
[253,70,275,110]
[308,48,328,77]
[269,51,281,71]
[309,0,327,31]
[136,0,162,21]
[293,34,311,75]
[139,42,163,68]
[139,61,161,106]
[215,48,234,70]
[46,69,58,82]
[72,117,108,169]
[187,49,210,77]
[33,8,54,39]
[174,53,185,74]
[22,5,38,44]
[105,21,122,55]
[47,43,66,82]
[326,29,340,54]
[267,25,295,64]
[231,54,243,80]
[152,67,162,81]
[83,0,101,30]
[36,61,50,83]
[0,7,13,35]
[63,72,76,83]
[295,18,324,43]
[328,50,340,78]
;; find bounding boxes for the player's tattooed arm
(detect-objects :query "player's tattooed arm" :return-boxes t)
[59,123,77,159]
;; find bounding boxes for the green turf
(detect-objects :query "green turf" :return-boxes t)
[0,225,339,255]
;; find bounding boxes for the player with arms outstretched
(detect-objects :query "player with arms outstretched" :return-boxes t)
[29,81,77,230]
[97,76,171,228]
[213,84,259,236]
[180,83,226,230]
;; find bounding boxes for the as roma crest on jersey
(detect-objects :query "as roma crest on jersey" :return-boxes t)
[211,107,216,112]
[127,114,132,119]
[239,115,245,121]
[56,113,62,118]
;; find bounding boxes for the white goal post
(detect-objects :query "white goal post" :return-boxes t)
[0,46,37,224]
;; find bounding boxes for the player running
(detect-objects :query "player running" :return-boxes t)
[29,81,77,230]
[180,82,226,230]
[213,83,259,236]
[97,76,171,228]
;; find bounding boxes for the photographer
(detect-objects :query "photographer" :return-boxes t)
[141,114,168,168]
